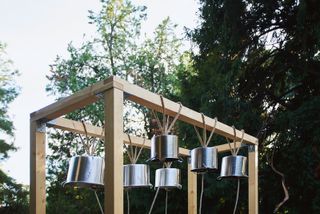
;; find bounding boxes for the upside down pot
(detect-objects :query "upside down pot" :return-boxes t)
[123,164,152,189]
[155,168,182,189]
[149,135,179,162]
[65,155,104,189]
[190,147,218,173]
[218,155,248,179]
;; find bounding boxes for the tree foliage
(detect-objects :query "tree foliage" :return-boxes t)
[179,0,320,213]
[46,0,185,213]
[0,42,28,213]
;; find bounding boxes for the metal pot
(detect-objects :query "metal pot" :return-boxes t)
[155,168,182,189]
[123,164,152,189]
[218,155,248,179]
[65,156,104,189]
[149,135,179,162]
[190,147,218,173]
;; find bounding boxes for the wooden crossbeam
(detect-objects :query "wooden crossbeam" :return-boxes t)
[47,117,190,156]
[116,77,258,145]
[31,76,257,145]
[30,77,123,122]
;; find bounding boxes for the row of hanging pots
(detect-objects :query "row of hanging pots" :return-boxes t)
[64,143,247,190]
[65,133,182,190]
[65,156,181,190]
[190,146,248,178]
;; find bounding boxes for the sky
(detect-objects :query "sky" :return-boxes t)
[0,0,199,185]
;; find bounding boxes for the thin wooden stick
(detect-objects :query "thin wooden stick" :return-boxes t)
[268,149,289,213]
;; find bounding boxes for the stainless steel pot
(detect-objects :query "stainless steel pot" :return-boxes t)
[190,147,218,173]
[149,135,179,162]
[218,155,248,179]
[123,164,152,189]
[65,156,104,189]
[155,168,182,189]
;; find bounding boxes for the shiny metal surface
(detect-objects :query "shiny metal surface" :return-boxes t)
[218,155,248,179]
[155,168,182,189]
[65,156,104,189]
[190,147,218,173]
[150,135,179,162]
[123,164,152,189]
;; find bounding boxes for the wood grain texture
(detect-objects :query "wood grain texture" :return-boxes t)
[104,87,124,214]
[30,121,46,214]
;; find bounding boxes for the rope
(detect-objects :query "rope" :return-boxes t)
[148,187,161,214]
[94,191,104,214]
[152,96,183,135]
[126,134,146,164]
[194,116,218,148]
[226,126,245,156]
[165,190,168,214]
[126,190,130,214]
[233,178,240,214]
[199,174,205,214]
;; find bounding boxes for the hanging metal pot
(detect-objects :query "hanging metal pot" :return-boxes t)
[218,155,248,179]
[149,135,180,162]
[155,168,182,189]
[123,164,152,189]
[190,147,218,173]
[65,155,104,189]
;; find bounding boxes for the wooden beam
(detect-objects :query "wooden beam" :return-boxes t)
[47,117,190,156]
[31,75,257,145]
[30,121,46,214]
[30,76,123,122]
[47,117,103,138]
[104,87,124,214]
[114,77,258,145]
[248,145,259,214]
[188,158,197,214]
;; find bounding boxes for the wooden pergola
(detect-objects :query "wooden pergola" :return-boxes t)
[30,76,258,214]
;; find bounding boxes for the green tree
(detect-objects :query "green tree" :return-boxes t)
[0,42,28,213]
[179,0,320,213]
[46,0,186,213]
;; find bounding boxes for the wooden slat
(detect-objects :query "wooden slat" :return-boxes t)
[47,117,103,138]
[30,121,46,214]
[47,117,190,156]
[104,87,124,214]
[188,158,197,214]
[30,76,122,122]
[114,77,258,145]
[248,145,259,214]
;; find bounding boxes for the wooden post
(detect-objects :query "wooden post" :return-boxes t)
[188,158,197,214]
[30,120,46,214]
[248,145,258,214]
[104,87,124,214]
